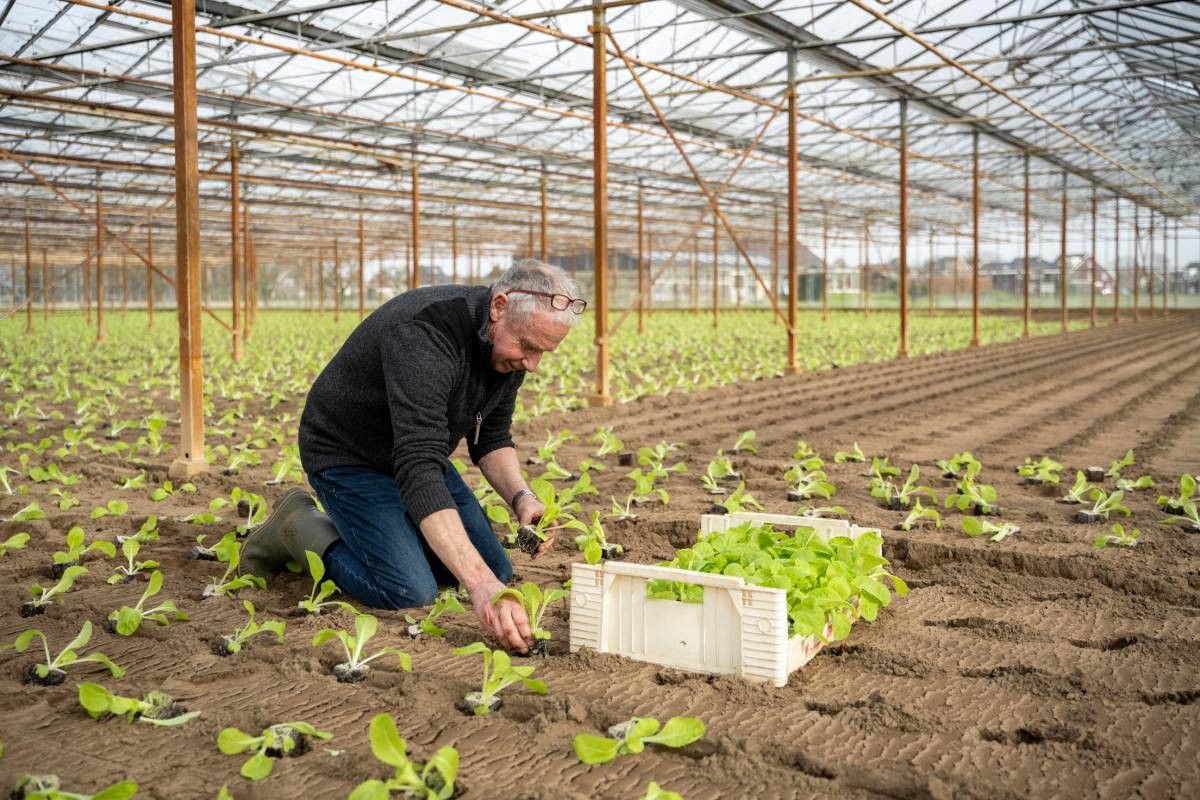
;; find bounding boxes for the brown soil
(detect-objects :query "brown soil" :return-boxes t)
[2,315,1199,799]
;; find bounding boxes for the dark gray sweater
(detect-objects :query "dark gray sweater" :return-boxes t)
[299,284,524,523]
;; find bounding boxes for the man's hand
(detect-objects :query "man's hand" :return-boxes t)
[468,578,533,652]
[515,493,553,558]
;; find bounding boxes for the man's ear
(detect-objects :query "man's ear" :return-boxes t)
[489,292,507,322]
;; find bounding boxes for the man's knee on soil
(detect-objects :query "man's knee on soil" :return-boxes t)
[376,577,440,610]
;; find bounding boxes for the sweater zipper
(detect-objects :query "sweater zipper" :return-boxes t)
[473,412,482,445]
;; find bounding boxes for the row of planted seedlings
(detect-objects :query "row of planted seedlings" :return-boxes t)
[0,439,711,799]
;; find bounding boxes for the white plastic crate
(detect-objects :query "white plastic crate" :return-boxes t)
[569,512,882,687]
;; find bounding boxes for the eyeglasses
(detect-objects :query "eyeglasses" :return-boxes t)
[506,289,587,315]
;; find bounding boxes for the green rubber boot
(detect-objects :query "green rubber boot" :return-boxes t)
[240,489,340,578]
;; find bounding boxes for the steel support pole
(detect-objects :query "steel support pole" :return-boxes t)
[898,97,909,359]
[862,219,870,317]
[1114,199,1121,324]
[1172,218,1179,310]
[772,205,780,303]
[1060,171,1068,332]
[1023,153,1030,337]
[1161,214,1167,316]
[540,168,548,261]
[970,130,980,348]
[1133,206,1140,322]
[121,254,128,316]
[589,0,611,407]
[318,246,324,314]
[230,141,241,360]
[691,238,698,311]
[41,247,48,321]
[451,215,458,284]
[1090,186,1097,327]
[785,47,799,373]
[146,220,154,328]
[169,0,206,479]
[23,216,32,333]
[821,205,829,322]
[712,216,719,329]
[637,182,645,334]
[334,237,341,323]
[411,162,420,289]
[96,178,105,342]
[242,206,251,340]
[358,196,365,320]
[1148,212,1155,315]
[927,226,934,317]
[83,238,91,324]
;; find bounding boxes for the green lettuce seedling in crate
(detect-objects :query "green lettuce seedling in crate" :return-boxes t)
[349,713,458,800]
[452,642,547,714]
[573,716,705,764]
[3,621,124,686]
[78,682,200,727]
[217,722,333,781]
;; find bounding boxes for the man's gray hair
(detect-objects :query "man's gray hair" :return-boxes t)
[491,259,583,327]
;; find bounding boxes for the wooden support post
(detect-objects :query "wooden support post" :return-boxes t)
[821,206,829,322]
[970,130,980,348]
[1090,185,1097,328]
[96,178,106,342]
[169,0,207,479]
[242,206,251,340]
[334,237,341,323]
[1113,198,1121,324]
[540,167,548,261]
[411,161,420,289]
[23,216,32,333]
[1023,153,1031,338]
[230,141,241,360]
[772,205,780,303]
[637,183,645,334]
[712,215,719,329]
[785,50,800,372]
[735,250,741,312]
[146,220,154,329]
[358,197,365,320]
[647,233,653,317]
[897,97,909,359]
[589,1,611,406]
[1060,171,1068,332]
[84,238,91,324]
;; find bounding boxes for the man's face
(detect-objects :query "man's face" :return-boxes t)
[488,293,571,373]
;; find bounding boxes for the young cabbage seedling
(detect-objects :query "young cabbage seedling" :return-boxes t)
[936,451,980,479]
[627,468,669,506]
[1093,523,1141,549]
[896,499,941,531]
[526,429,574,465]
[573,716,706,764]
[149,479,195,502]
[114,516,160,548]
[106,538,158,585]
[0,531,30,557]
[944,464,1000,515]
[1115,474,1154,492]
[107,570,188,636]
[0,465,20,495]
[701,457,736,495]
[23,565,88,617]
[9,775,137,800]
[89,499,129,520]
[492,582,568,654]
[78,682,200,726]
[8,501,46,522]
[1105,448,1135,480]
[203,535,266,597]
[833,442,866,463]
[48,488,79,511]
[1017,456,1063,484]
[607,494,638,522]
[217,722,333,781]
[1157,474,1197,515]
[4,621,124,686]
[785,466,837,503]
[713,482,762,515]
[1061,470,1097,504]
[214,600,286,656]
[864,455,901,481]
[312,613,412,683]
[870,464,935,509]
[962,517,1020,543]
[1079,488,1132,523]
[640,783,684,800]
[451,642,547,714]
[406,589,466,638]
[1158,500,1200,533]
[729,430,758,454]
[589,426,624,458]
[295,550,355,616]
[349,713,458,800]
[565,511,624,564]
[796,505,847,519]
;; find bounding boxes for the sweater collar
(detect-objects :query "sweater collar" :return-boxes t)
[471,284,496,359]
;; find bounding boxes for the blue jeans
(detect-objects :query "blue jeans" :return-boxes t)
[308,464,512,609]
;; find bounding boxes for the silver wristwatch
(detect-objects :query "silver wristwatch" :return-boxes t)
[510,488,536,511]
